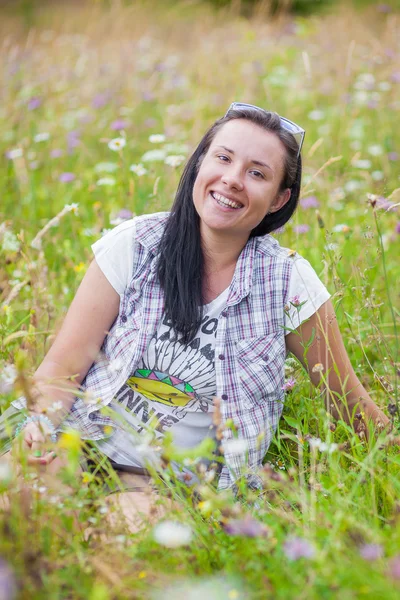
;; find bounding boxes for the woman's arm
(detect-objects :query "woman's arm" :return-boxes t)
[29,259,120,426]
[285,299,391,437]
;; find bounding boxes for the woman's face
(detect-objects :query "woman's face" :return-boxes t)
[192,119,290,241]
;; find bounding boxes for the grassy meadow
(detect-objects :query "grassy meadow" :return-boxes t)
[0,0,400,598]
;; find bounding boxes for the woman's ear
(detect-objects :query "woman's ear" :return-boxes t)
[270,188,291,213]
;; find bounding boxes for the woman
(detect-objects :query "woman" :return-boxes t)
[1,103,390,511]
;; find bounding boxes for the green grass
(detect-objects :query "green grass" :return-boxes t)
[0,1,400,598]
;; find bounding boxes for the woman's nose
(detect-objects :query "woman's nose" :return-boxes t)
[221,168,244,191]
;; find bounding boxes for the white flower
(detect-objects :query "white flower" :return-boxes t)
[344,180,364,193]
[141,149,167,162]
[353,159,372,169]
[108,137,126,151]
[332,224,350,233]
[33,132,50,143]
[308,110,325,121]
[164,155,185,167]
[0,461,12,482]
[308,438,338,453]
[149,134,166,144]
[7,148,23,159]
[367,144,383,156]
[350,140,362,151]
[47,401,63,413]
[222,438,249,456]
[1,231,20,252]
[130,163,147,176]
[371,170,384,181]
[64,203,79,214]
[96,176,116,186]
[378,82,391,91]
[94,162,119,173]
[153,521,192,548]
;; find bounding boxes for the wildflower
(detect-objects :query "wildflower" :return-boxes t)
[359,543,384,561]
[165,155,185,167]
[300,196,319,209]
[282,377,296,393]
[2,231,20,253]
[353,159,372,169]
[59,172,75,183]
[367,144,384,156]
[344,180,364,193]
[293,224,310,234]
[0,558,17,600]
[396,222,400,234]
[222,438,249,456]
[73,262,85,273]
[388,152,398,161]
[6,148,23,160]
[308,110,325,121]
[50,149,63,158]
[224,516,270,538]
[153,521,192,548]
[283,536,315,560]
[111,119,129,131]
[28,96,41,110]
[67,130,80,150]
[389,555,400,580]
[33,132,50,143]
[108,137,126,151]
[64,203,79,214]
[332,224,351,233]
[149,134,166,143]
[287,249,296,257]
[308,438,338,453]
[289,295,301,307]
[94,162,118,173]
[0,461,12,483]
[390,71,400,83]
[58,430,82,452]
[46,401,63,413]
[312,363,324,373]
[130,163,147,176]
[96,177,116,186]
[141,149,167,162]
[371,171,384,181]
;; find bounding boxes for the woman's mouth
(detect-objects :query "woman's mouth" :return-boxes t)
[211,191,243,210]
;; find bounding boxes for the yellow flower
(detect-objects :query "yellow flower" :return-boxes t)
[103,425,113,436]
[138,571,147,579]
[73,262,86,273]
[58,430,82,452]
[228,590,239,599]
[287,249,296,257]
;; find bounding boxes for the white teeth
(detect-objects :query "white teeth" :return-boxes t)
[212,192,242,209]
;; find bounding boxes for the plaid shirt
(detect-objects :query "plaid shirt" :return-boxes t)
[13,212,293,489]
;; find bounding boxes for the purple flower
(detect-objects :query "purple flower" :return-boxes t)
[377,4,392,12]
[289,295,301,307]
[391,71,400,83]
[300,196,319,209]
[67,130,80,150]
[367,100,379,110]
[0,558,17,600]
[27,96,41,110]
[293,224,310,234]
[283,536,315,561]
[388,152,398,161]
[273,225,285,235]
[359,543,384,561]
[396,222,400,234]
[224,516,269,538]
[92,92,110,109]
[59,172,75,183]
[389,555,400,580]
[142,91,155,102]
[117,208,133,220]
[376,197,397,211]
[111,119,129,131]
[282,377,296,393]
[50,149,63,158]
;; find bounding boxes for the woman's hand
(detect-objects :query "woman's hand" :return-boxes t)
[15,421,57,466]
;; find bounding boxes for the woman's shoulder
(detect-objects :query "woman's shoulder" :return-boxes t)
[255,233,303,262]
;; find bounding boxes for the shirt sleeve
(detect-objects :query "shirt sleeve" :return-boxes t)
[91,219,136,296]
[284,255,331,334]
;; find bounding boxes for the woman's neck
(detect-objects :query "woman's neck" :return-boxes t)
[201,225,248,275]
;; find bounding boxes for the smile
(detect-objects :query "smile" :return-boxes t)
[211,191,243,210]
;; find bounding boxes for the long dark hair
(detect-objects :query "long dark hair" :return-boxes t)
[157,107,302,344]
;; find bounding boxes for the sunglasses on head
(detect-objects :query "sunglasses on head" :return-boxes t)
[224,102,305,158]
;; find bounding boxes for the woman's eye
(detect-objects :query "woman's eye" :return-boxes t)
[251,170,265,179]
[217,154,230,162]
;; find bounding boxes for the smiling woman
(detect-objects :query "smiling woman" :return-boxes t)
[0,103,392,529]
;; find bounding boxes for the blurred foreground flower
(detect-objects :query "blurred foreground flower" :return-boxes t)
[389,555,400,580]
[59,172,75,183]
[5,149,23,160]
[308,437,338,453]
[130,163,147,176]
[300,195,319,209]
[359,543,384,561]
[108,138,126,151]
[0,558,16,600]
[283,536,315,560]
[0,364,17,395]
[153,521,192,548]
[224,516,269,538]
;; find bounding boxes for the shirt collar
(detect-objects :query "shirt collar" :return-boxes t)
[227,236,258,305]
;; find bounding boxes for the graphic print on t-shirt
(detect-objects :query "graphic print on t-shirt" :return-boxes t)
[114,306,223,438]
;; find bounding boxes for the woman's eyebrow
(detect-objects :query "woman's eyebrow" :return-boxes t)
[215,145,273,171]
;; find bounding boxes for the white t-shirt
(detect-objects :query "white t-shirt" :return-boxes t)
[92,219,330,468]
